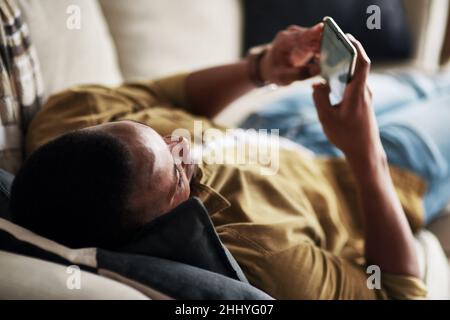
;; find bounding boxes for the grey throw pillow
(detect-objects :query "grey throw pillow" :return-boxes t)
[120,197,249,283]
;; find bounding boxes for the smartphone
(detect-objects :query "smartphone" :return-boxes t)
[320,16,357,104]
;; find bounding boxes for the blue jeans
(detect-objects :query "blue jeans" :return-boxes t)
[240,72,450,223]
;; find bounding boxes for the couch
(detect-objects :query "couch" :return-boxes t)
[1,0,450,299]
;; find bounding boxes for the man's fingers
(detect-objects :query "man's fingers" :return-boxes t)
[287,25,304,32]
[276,63,320,84]
[347,33,370,64]
[346,34,371,84]
[312,82,333,118]
[298,63,320,80]
[291,23,323,49]
[308,22,324,35]
[287,23,322,34]
[276,66,307,84]
[288,25,323,67]
[340,34,371,102]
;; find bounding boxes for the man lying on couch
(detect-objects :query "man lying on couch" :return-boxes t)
[10,23,449,299]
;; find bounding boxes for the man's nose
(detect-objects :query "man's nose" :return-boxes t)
[164,135,190,159]
[164,135,188,147]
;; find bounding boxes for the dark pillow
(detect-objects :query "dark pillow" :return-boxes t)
[97,250,272,300]
[0,225,271,299]
[0,169,13,220]
[0,198,271,299]
[243,0,412,62]
[120,197,249,283]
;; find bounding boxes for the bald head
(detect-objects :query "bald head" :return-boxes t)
[88,121,195,219]
[10,120,196,248]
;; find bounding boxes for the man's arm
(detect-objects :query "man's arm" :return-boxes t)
[185,60,255,119]
[346,146,420,277]
[312,35,420,277]
[185,24,323,118]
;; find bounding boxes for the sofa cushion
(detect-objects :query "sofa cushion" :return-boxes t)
[98,0,242,80]
[97,250,269,300]
[0,250,149,300]
[414,230,450,299]
[427,205,450,257]
[18,0,122,101]
[402,0,449,71]
[0,198,271,299]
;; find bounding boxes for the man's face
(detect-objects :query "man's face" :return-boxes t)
[87,120,197,225]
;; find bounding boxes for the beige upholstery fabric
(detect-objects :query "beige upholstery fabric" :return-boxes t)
[17,0,122,101]
[0,250,148,300]
[414,230,450,299]
[0,218,98,268]
[440,8,450,66]
[427,206,450,257]
[426,203,450,300]
[0,218,168,299]
[99,0,242,80]
[402,0,449,71]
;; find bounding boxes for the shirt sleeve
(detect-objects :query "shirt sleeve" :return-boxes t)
[145,73,191,110]
[221,230,427,300]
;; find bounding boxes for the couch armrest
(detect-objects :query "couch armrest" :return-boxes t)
[414,230,450,299]
[402,0,449,71]
[0,250,149,299]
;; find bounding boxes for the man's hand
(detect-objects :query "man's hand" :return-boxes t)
[313,35,420,278]
[260,23,323,86]
[312,34,383,163]
[185,23,323,118]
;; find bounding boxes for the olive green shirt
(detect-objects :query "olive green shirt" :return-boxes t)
[27,74,428,299]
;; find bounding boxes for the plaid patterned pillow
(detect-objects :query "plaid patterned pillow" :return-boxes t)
[0,0,43,173]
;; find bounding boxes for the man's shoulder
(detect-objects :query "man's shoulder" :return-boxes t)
[26,86,110,155]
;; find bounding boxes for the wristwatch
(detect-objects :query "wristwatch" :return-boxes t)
[246,44,271,87]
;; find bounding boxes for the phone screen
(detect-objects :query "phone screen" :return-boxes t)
[320,19,355,104]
